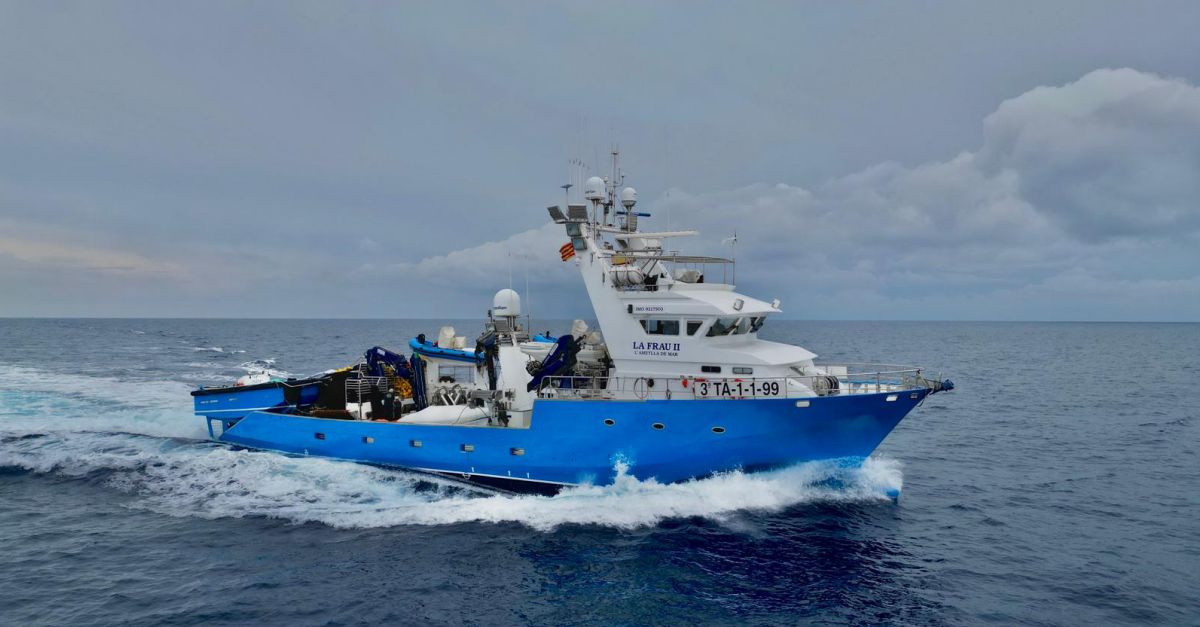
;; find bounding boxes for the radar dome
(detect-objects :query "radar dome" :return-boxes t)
[492,288,521,317]
[621,186,637,208]
[584,176,605,201]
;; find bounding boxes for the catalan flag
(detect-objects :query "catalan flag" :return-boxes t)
[559,241,575,261]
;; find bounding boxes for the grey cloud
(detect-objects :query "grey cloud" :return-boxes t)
[977,68,1200,241]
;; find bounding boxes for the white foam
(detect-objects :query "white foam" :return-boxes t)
[3,428,902,530]
[235,359,291,377]
[328,458,905,531]
[0,364,202,439]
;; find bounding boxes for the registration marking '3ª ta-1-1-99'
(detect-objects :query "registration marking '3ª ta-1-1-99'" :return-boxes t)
[694,380,782,398]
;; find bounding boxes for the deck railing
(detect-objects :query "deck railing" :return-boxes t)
[534,364,934,401]
[608,253,735,292]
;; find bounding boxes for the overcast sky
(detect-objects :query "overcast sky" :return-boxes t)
[2,2,1199,320]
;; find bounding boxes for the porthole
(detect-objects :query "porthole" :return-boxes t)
[886,394,898,402]
[652,422,665,430]
[362,436,374,444]
[461,444,475,452]
[795,400,810,408]
[410,439,422,448]
[603,418,616,426]
[910,392,920,399]
[510,448,525,456]
[314,432,326,440]
[711,426,726,434]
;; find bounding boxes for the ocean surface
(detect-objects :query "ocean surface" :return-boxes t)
[0,319,1197,626]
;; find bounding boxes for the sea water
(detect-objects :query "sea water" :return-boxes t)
[1,319,1197,625]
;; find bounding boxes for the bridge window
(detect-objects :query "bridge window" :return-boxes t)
[707,317,761,336]
[701,365,722,373]
[438,365,475,383]
[640,319,679,335]
[686,320,704,335]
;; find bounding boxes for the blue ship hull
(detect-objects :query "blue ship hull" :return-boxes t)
[211,389,929,492]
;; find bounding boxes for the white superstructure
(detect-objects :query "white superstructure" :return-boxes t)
[388,152,941,427]
[548,153,828,398]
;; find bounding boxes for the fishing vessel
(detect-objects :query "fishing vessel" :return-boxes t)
[191,157,952,494]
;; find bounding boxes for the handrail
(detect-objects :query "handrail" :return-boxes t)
[534,365,936,401]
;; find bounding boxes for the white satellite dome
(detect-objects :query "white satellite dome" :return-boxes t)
[584,176,606,201]
[620,186,637,208]
[492,288,522,317]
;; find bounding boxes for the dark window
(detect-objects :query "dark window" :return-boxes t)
[707,317,755,336]
[640,319,680,335]
[314,432,326,440]
[438,365,475,383]
[686,320,703,335]
[707,317,738,336]
[701,365,722,373]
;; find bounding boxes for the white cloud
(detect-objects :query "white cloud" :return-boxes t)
[399,222,568,282]
[977,68,1200,241]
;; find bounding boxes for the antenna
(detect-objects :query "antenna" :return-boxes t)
[664,129,671,232]
[666,189,671,232]
[722,230,738,285]
[524,262,531,333]
[568,157,588,205]
[609,145,620,226]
